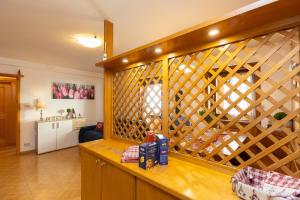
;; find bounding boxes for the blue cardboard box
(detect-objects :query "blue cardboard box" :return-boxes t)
[139,142,158,169]
[156,134,168,165]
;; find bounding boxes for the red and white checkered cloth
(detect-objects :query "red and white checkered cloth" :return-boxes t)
[232,167,300,199]
[120,145,139,163]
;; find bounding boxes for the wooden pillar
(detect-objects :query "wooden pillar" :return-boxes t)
[103,20,114,139]
[162,57,169,137]
[104,20,113,58]
[104,69,113,139]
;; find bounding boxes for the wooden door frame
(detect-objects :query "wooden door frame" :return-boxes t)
[0,71,23,154]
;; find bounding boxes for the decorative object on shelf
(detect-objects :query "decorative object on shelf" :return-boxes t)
[156,134,168,165]
[273,111,293,128]
[199,109,216,124]
[72,108,76,118]
[273,112,287,120]
[232,166,300,200]
[66,108,72,119]
[145,131,155,142]
[52,82,95,100]
[121,145,139,163]
[56,116,62,121]
[95,122,104,132]
[35,99,46,121]
[139,142,158,170]
[57,109,65,116]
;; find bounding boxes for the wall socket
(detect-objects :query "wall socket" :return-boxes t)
[24,142,31,147]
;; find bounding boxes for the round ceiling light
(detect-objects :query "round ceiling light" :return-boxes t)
[74,34,103,48]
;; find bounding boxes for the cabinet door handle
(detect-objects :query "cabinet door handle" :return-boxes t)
[100,162,106,167]
[56,122,59,129]
[52,123,55,129]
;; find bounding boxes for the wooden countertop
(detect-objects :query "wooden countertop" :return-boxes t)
[80,139,239,200]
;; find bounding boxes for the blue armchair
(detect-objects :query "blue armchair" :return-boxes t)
[79,125,103,143]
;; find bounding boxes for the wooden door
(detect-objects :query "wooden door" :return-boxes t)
[37,122,57,154]
[101,161,136,200]
[0,81,17,147]
[81,151,102,200]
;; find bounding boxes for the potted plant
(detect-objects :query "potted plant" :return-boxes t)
[199,109,216,124]
[273,112,292,128]
[66,108,72,119]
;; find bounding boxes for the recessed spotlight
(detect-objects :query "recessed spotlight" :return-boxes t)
[208,29,220,36]
[155,48,162,54]
[122,58,129,63]
[219,39,228,45]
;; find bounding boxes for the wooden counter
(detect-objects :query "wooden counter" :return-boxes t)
[80,139,239,200]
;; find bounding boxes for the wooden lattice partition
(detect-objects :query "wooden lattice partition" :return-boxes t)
[111,27,300,177]
[112,61,163,143]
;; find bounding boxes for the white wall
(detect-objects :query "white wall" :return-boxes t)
[0,57,104,152]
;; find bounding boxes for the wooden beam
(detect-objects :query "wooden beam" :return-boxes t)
[0,71,24,79]
[96,0,300,68]
[103,69,113,139]
[104,20,113,58]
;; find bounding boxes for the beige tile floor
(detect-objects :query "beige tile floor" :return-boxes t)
[0,147,81,200]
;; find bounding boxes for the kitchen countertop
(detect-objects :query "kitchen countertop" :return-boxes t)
[80,139,239,200]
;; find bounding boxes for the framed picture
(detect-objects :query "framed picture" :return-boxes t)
[52,82,95,100]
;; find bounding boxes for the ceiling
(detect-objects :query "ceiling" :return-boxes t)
[0,0,257,72]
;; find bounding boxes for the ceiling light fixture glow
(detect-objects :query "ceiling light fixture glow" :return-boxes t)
[155,48,163,54]
[122,58,129,63]
[75,35,103,48]
[208,29,220,36]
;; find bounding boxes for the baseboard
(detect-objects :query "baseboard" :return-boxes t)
[20,149,35,154]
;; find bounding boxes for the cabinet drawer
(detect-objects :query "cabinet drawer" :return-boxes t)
[136,179,179,200]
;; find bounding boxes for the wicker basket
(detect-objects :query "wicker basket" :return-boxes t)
[232,167,300,200]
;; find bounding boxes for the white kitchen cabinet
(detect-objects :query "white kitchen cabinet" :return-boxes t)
[56,120,73,149]
[37,121,57,154]
[36,119,82,154]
